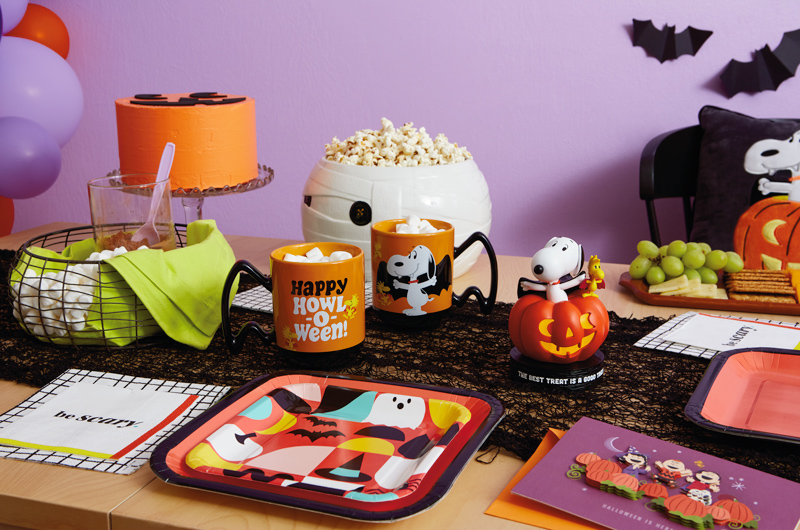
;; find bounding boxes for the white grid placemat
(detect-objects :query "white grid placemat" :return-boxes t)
[0,369,230,475]
[634,311,800,360]
[233,282,373,314]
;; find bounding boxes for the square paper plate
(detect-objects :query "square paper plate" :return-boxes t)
[685,347,800,444]
[150,372,504,521]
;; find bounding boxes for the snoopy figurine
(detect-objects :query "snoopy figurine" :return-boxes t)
[520,237,586,303]
[387,244,437,315]
[745,129,800,201]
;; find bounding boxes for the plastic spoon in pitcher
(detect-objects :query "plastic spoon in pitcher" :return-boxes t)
[131,142,175,247]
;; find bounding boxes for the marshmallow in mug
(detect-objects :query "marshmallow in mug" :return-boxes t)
[283,247,354,263]
[11,245,145,337]
[395,215,445,234]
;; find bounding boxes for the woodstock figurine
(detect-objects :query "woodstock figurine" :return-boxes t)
[580,255,606,297]
[520,237,585,303]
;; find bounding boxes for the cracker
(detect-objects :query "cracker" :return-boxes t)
[725,282,796,294]
[726,270,790,280]
[729,292,797,303]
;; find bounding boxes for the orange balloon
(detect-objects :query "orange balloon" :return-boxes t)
[6,4,70,59]
[0,197,14,237]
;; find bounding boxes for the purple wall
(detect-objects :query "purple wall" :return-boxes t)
[8,1,800,263]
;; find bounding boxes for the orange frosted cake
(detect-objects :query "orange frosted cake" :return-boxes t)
[115,92,257,191]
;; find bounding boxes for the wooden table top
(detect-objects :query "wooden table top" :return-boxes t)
[1,222,797,530]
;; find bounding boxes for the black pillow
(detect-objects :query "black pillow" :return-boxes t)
[691,106,800,251]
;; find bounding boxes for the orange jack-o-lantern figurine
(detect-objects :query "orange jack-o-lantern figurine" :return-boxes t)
[508,237,609,389]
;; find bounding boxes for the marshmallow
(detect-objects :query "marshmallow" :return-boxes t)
[10,257,108,337]
[305,247,324,262]
[283,247,353,263]
[395,215,444,234]
[328,251,354,262]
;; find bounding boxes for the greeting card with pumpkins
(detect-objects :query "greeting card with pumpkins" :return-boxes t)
[512,417,800,529]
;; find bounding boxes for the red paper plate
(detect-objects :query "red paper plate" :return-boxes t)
[685,347,800,444]
[150,372,504,521]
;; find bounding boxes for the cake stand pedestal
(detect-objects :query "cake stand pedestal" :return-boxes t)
[172,165,274,223]
[108,166,274,224]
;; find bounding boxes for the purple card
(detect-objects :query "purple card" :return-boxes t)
[512,417,800,529]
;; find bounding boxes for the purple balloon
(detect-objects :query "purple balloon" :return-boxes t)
[0,116,62,199]
[0,0,27,34]
[0,36,83,147]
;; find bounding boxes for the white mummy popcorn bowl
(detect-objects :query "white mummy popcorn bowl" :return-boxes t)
[301,119,492,281]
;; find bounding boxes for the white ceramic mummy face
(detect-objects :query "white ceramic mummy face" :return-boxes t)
[744,130,800,177]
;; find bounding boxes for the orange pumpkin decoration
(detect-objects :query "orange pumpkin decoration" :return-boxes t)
[663,494,708,518]
[712,499,754,525]
[640,482,668,499]
[508,292,609,364]
[734,197,800,270]
[707,505,731,525]
[609,472,640,490]
[575,452,601,466]
[585,459,621,486]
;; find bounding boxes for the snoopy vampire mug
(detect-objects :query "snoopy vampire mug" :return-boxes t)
[221,242,365,366]
[370,218,498,328]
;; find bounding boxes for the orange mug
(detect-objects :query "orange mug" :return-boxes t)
[371,219,498,328]
[221,242,365,366]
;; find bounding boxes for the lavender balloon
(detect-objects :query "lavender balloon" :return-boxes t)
[0,0,27,34]
[0,116,62,199]
[0,36,83,147]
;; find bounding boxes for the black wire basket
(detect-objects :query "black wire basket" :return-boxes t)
[7,224,188,349]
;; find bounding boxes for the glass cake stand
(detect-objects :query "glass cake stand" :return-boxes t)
[107,165,274,223]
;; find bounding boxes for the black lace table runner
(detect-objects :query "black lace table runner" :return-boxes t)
[1,249,798,482]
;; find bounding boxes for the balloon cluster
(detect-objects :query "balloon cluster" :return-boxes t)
[0,0,83,216]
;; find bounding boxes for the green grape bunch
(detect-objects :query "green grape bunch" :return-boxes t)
[629,239,744,286]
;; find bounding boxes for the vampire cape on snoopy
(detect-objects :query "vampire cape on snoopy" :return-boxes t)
[375,254,452,303]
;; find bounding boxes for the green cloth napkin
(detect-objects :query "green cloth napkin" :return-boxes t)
[107,220,238,350]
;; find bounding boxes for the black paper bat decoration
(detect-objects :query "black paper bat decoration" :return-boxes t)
[632,19,713,63]
[720,29,800,97]
[288,428,345,442]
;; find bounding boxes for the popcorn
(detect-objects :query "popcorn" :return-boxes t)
[283,247,353,263]
[325,118,472,167]
[395,215,444,234]
[10,244,146,338]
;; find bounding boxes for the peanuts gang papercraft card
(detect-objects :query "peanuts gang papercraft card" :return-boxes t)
[511,417,800,529]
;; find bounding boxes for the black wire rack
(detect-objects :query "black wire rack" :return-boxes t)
[7,224,188,349]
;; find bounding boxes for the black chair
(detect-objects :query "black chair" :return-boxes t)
[639,125,703,247]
